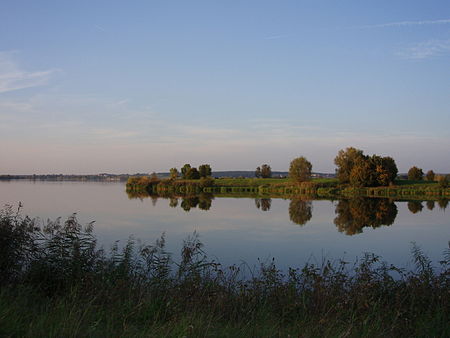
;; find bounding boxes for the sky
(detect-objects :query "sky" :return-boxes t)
[1,0,450,174]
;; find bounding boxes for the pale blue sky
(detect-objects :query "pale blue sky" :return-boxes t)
[1,1,449,174]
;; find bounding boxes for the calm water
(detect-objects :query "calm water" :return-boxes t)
[1,180,449,270]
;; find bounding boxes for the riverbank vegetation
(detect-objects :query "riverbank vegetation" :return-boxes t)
[0,207,448,337]
[127,147,450,199]
[127,175,450,200]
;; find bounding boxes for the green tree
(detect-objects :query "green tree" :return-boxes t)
[426,170,435,182]
[334,147,365,184]
[408,166,423,181]
[181,164,191,179]
[186,167,200,179]
[373,155,398,186]
[255,166,261,178]
[349,157,377,187]
[198,164,212,178]
[289,156,312,183]
[169,168,179,180]
[260,164,272,178]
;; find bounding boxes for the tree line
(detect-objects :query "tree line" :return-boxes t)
[169,164,212,180]
[142,147,448,189]
[257,146,448,188]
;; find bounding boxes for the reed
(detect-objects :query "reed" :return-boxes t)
[1,206,448,337]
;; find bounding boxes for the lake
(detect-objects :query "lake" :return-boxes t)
[1,180,448,271]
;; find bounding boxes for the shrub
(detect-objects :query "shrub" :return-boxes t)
[289,156,312,183]
[438,175,449,188]
[426,170,435,182]
[408,166,424,181]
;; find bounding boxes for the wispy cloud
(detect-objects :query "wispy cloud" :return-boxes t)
[0,51,59,94]
[114,99,129,106]
[263,34,289,40]
[94,24,107,32]
[359,18,450,29]
[397,39,450,60]
[0,100,34,112]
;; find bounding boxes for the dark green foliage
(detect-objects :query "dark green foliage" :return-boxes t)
[408,166,424,181]
[198,193,213,210]
[169,167,179,179]
[169,197,178,208]
[260,164,272,178]
[255,198,272,211]
[372,155,398,185]
[0,208,449,337]
[255,166,261,178]
[0,205,38,286]
[334,147,365,183]
[181,196,199,211]
[289,156,312,183]
[407,201,423,214]
[349,156,377,187]
[180,164,202,180]
[437,198,448,209]
[181,164,192,179]
[335,148,398,187]
[426,170,435,181]
[198,164,212,178]
[185,167,200,179]
[334,198,397,235]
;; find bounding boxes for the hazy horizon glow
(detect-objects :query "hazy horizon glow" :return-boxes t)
[1,1,450,174]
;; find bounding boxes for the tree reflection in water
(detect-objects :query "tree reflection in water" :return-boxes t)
[128,190,446,236]
[181,196,199,211]
[169,197,178,208]
[289,198,313,226]
[179,193,214,212]
[126,190,151,200]
[198,193,213,210]
[437,198,448,210]
[126,190,213,211]
[334,198,397,236]
[407,201,423,214]
[255,198,272,211]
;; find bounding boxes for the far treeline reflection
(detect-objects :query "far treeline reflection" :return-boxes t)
[126,190,449,236]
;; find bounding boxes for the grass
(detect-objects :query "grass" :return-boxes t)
[127,175,450,202]
[202,177,337,187]
[1,206,448,337]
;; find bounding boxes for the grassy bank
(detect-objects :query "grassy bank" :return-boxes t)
[1,207,449,337]
[127,176,450,200]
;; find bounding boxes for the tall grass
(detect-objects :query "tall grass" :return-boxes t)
[0,206,449,337]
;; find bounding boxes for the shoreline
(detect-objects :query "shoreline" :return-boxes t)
[126,177,450,200]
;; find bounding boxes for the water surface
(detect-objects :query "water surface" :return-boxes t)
[1,180,448,270]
